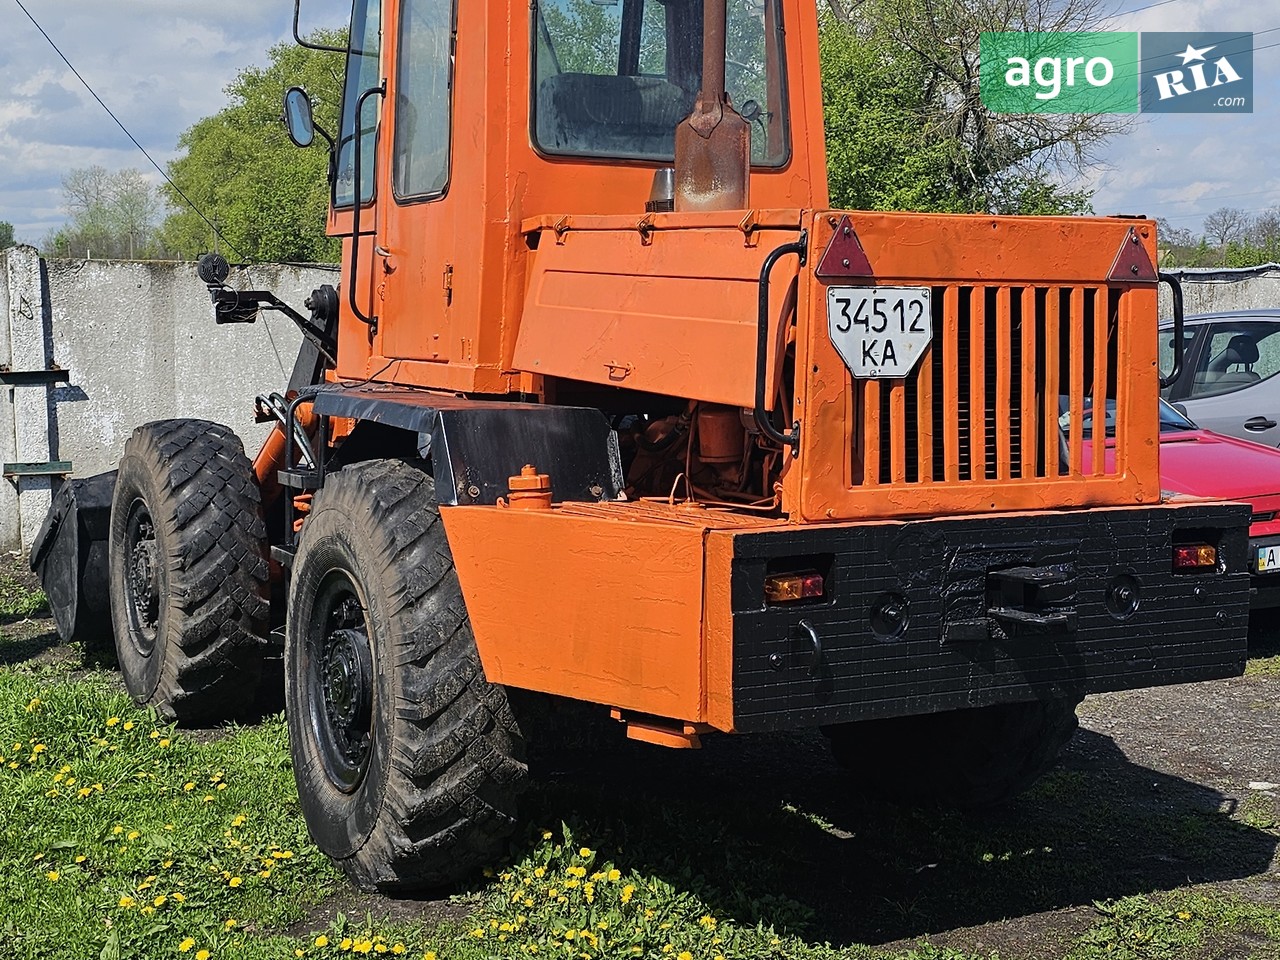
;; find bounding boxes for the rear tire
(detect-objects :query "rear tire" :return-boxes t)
[285,459,527,892]
[824,697,1081,808]
[107,419,269,723]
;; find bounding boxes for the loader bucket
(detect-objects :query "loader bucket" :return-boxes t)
[29,471,116,649]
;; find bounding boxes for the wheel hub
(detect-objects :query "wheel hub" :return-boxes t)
[317,618,374,784]
[124,506,160,648]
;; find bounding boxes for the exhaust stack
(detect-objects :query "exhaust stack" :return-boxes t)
[673,0,750,212]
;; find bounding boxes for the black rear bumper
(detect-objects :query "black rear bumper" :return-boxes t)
[728,501,1251,733]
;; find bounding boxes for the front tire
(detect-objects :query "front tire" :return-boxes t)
[107,419,269,723]
[285,459,526,892]
[824,697,1081,808]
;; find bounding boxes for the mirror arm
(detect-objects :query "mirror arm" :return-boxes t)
[293,0,349,53]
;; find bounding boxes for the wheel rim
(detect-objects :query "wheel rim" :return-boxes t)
[123,498,161,656]
[307,571,375,792]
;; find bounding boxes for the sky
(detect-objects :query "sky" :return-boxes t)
[0,0,1275,246]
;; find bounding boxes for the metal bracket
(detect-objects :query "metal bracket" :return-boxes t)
[0,365,71,386]
[4,461,72,478]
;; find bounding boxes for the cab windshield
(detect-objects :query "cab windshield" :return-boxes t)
[532,0,789,165]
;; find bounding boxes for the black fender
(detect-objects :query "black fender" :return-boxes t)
[310,385,624,505]
[29,470,116,648]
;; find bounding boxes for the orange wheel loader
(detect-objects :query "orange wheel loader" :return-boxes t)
[32,0,1251,892]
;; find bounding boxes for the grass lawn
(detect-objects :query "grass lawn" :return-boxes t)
[1,570,1277,960]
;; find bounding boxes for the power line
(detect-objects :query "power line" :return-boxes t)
[11,0,247,262]
[1110,0,1186,16]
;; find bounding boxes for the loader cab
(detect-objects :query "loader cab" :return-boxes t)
[287,0,826,393]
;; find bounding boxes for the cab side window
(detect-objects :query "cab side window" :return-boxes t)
[1188,322,1280,399]
[394,0,454,199]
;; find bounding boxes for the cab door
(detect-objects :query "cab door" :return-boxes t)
[376,0,458,365]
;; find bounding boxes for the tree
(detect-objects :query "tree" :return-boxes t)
[43,166,165,259]
[820,0,1115,214]
[161,30,346,264]
[1202,207,1250,248]
[0,221,14,251]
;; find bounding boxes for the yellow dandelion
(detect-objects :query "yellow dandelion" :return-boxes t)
[533,866,545,878]
[315,935,330,947]
[118,896,136,908]
[59,764,71,774]
[179,937,195,952]
[392,947,405,955]
[112,825,123,835]
[153,895,167,907]
[202,795,214,802]
[106,717,120,726]
[216,783,227,791]
[93,783,104,792]
[32,743,46,754]
[150,730,160,739]
[224,919,236,930]
[231,815,246,827]
[578,847,593,858]
[607,869,621,882]
[354,941,373,954]
[183,782,195,792]
[172,892,186,902]
[228,877,242,888]
[195,951,210,960]
[1178,910,1192,920]
[127,831,140,841]
[123,721,135,731]
[163,860,174,869]
[621,884,635,903]
[297,952,304,958]
[678,953,693,960]
[159,739,171,748]
[699,915,716,929]
[78,787,92,798]
[26,697,41,712]
[424,952,438,960]
[375,946,388,954]
[140,906,155,916]
[45,870,59,881]
[339,939,353,950]
[74,855,86,864]
[541,830,553,840]
[258,870,271,879]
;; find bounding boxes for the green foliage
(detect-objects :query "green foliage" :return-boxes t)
[161,31,346,264]
[0,571,47,620]
[819,6,1097,216]
[43,167,165,260]
[0,221,15,251]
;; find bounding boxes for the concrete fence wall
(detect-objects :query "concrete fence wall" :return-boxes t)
[0,245,336,552]
[1,250,1277,553]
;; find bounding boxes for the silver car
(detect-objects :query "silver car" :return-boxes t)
[1160,309,1280,444]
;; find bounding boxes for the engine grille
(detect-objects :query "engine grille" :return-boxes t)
[855,285,1122,486]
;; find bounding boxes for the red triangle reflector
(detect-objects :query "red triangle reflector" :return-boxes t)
[1107,226,1158,283]
[816,215,874,280]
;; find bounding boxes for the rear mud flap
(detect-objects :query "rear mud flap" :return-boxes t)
[28,471,116,648]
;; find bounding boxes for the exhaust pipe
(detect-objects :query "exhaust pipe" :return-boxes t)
[673,0,750,212]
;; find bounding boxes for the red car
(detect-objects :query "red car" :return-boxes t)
[1078,399,1280,609]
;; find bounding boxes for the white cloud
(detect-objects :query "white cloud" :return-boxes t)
[0,0,349,242]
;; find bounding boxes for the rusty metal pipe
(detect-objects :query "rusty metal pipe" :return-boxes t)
[701,0,727,106]
[673,0,749,212]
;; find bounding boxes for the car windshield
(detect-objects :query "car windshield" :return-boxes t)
[1057,397,1197,439]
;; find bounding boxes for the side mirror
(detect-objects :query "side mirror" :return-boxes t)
[283,87,316,148]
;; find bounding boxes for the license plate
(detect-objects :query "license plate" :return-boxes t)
[1258,544,1280,573]
[827,286,932,379]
